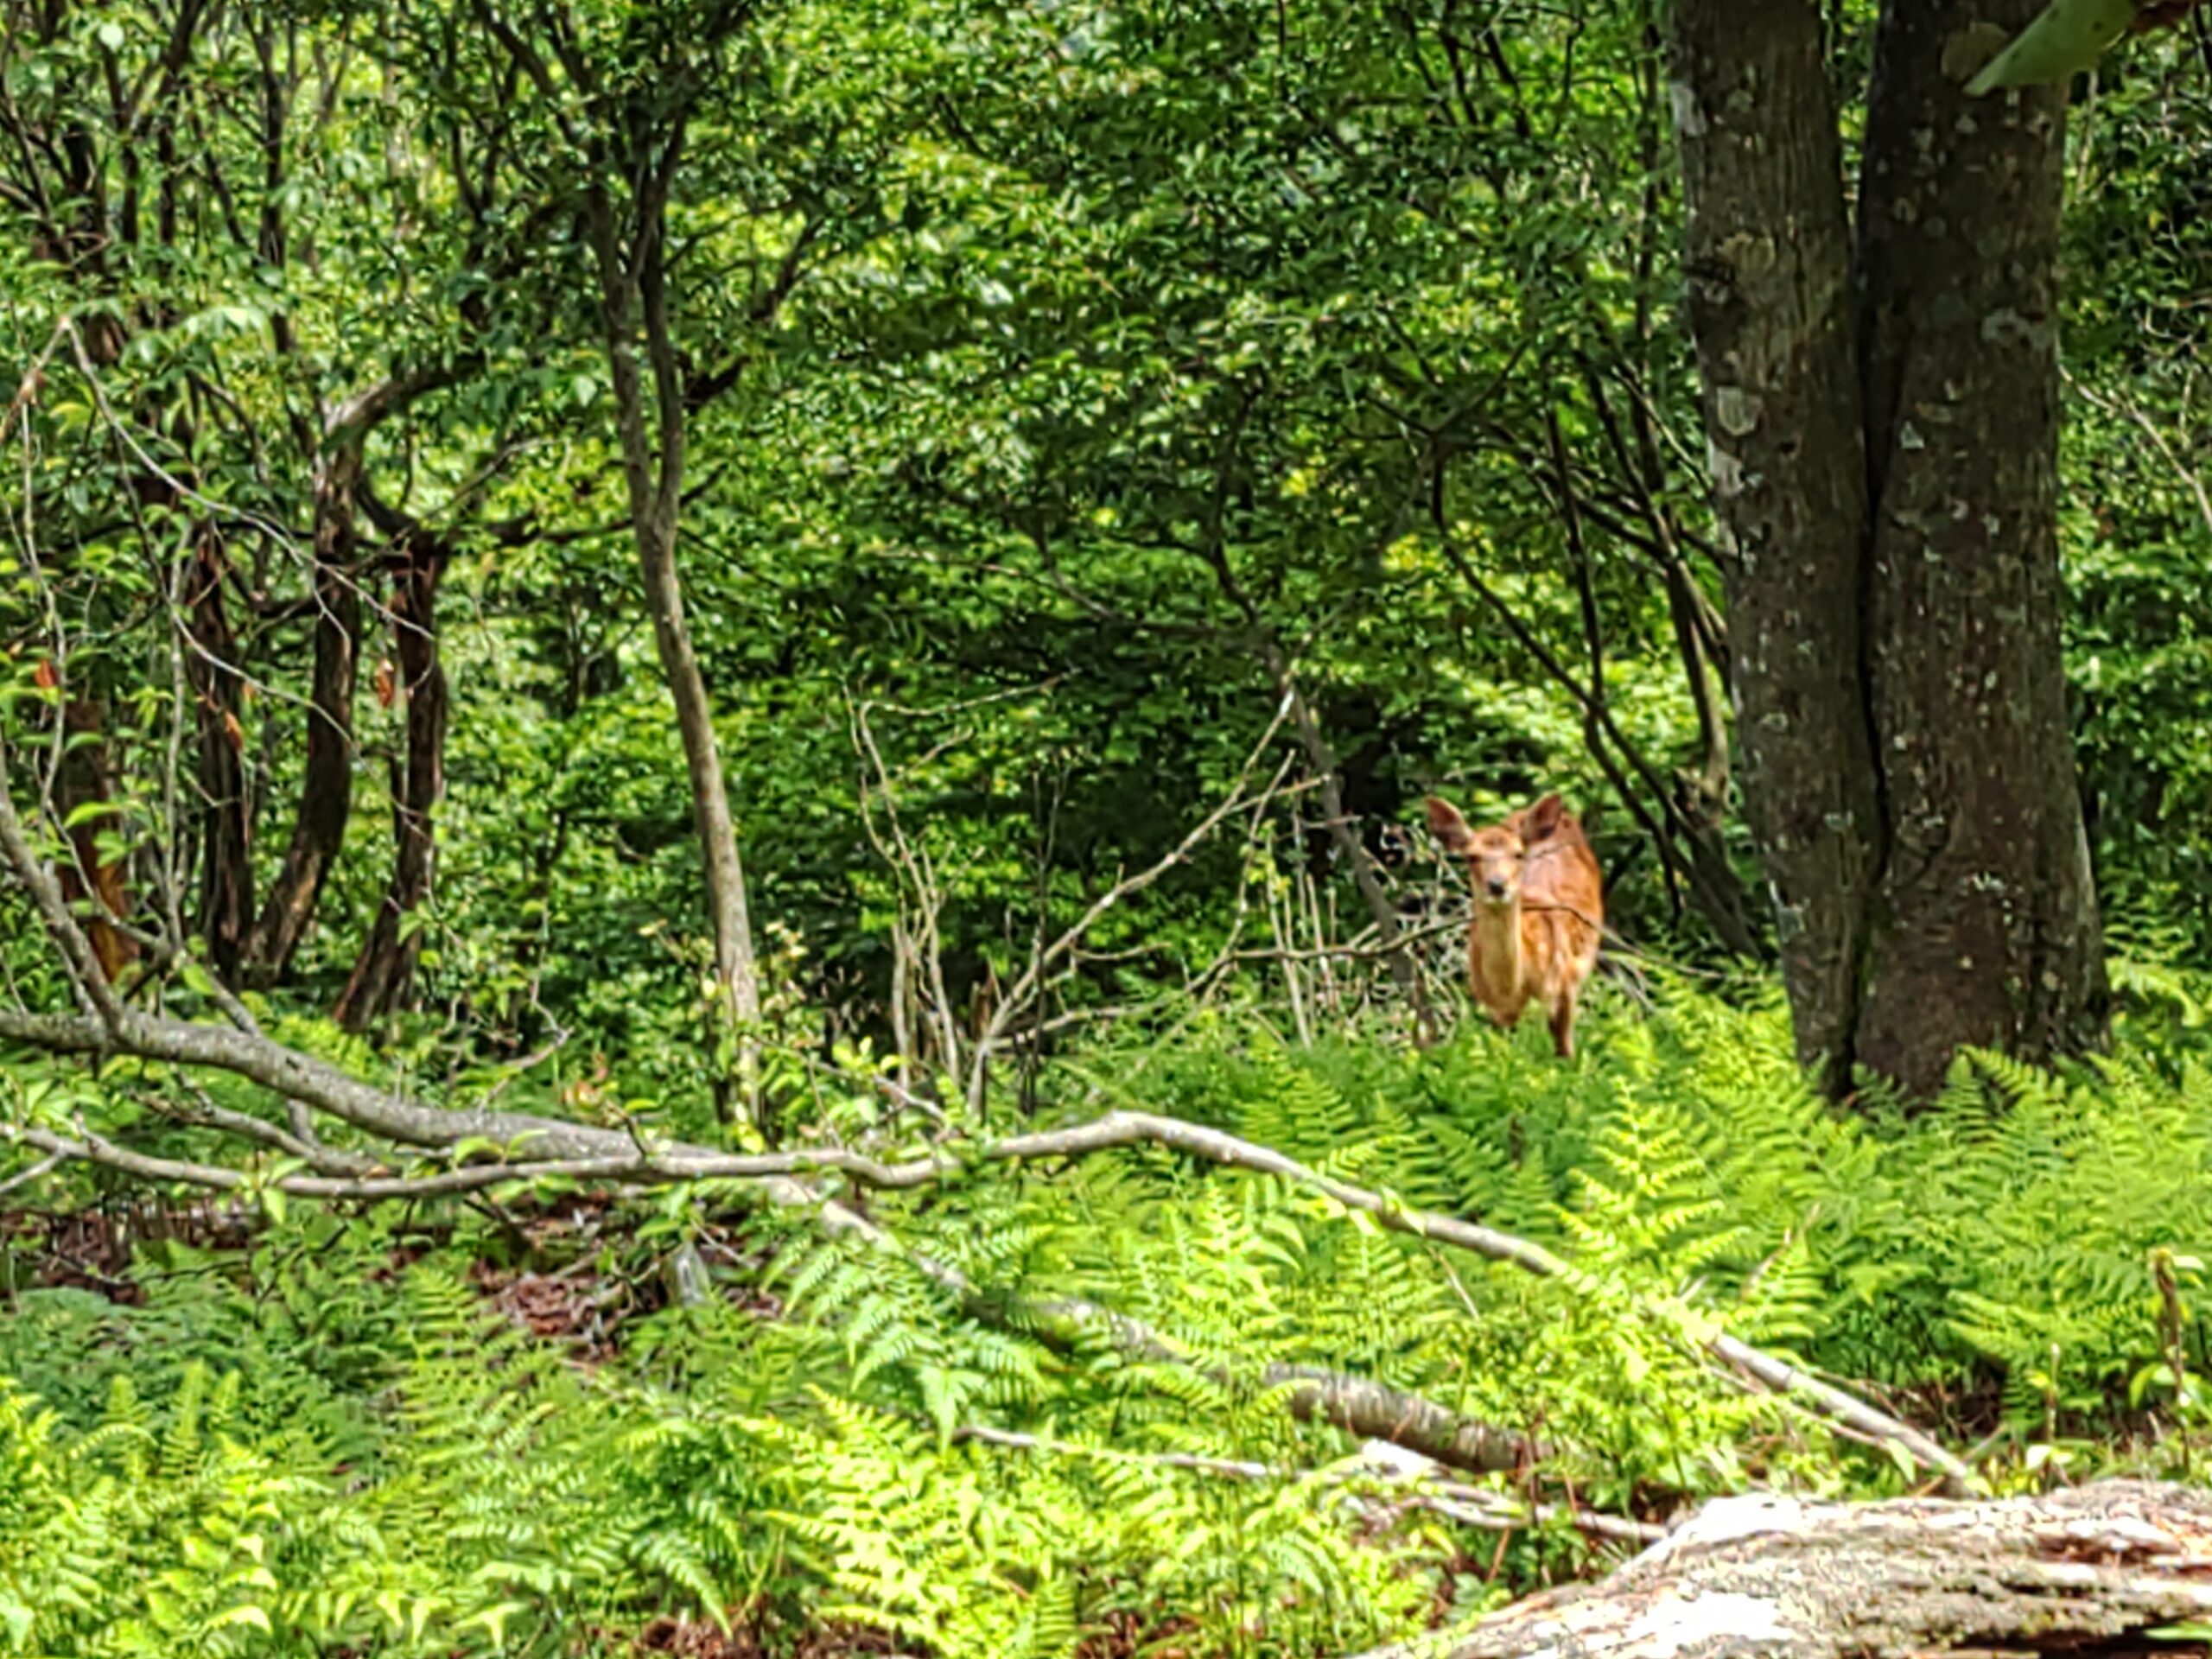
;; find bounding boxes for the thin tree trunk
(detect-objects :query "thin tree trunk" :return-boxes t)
[242,365,464,991]
[55,696,136,983]
[587,149,762,1121]
[243,445,362,987]
[632,506,760,1048]
[183,533,252,979]
[334,531,448,1029]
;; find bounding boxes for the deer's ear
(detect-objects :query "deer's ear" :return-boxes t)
[1425,796,1476,856]
[1523,793,1566,843]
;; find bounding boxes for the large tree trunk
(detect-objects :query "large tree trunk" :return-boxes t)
[1668,0,1880,1090]
[243,445,364,988]
[1666,0,2107,1098]
[1386,1480,2212,1659]
[1847,0,2107,1091]
[334,531,448,1030]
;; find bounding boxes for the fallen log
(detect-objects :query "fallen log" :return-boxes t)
[1362,1479,2212,1659]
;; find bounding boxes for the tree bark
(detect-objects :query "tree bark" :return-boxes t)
[243,365,465,991]
[183,533,252,979]
[334,530,448,1029]
[1848,0,2107,1092]
[1665,0,2107,1097]
[1667,0,1881,1092]
[627,500,761,1056]
[1378,1480,2212,1659]
[54,697,137,983]
[242,443,363,987]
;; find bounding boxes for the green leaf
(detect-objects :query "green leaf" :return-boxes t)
[1966,0,2135,94]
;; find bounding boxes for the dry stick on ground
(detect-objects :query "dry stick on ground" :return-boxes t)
[0,1154,62,1201]
[0,1116,1532,1473]
[954,1424,1664,1546]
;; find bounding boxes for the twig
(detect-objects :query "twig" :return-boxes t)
[0,1154,62,1201]
[966,698,1309,1106]
[2067,370,2212,542]
[956,1424,1662,1544]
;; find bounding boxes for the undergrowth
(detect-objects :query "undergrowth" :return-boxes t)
[4,974,2212,1655]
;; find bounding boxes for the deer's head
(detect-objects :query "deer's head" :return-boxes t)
[1426,793,1567,910]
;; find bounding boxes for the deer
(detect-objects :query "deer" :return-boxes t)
[1425,791,1604,1058]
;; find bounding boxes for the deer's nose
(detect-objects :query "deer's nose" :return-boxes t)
[1485,876,1509,898]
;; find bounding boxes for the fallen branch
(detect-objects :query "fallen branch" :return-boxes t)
[0,1064,1538,1489]
[948,1113,1967,1491]
[1355,1479,2212,1659]
[0,1153,61,1201]
[957,1425,1662,1545]
[0,1063,1963,1489]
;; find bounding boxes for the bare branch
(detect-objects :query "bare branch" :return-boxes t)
[970,698,1305,1094]
[2067,370,2212,542]
[321,359,477,448]
[0,1001,1526,1477]
[957,1425,1662,1545]
[0,1153,61,1200]
[0,733,125,1029]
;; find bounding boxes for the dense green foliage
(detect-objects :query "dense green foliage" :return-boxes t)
[3,0,2212,1649]
[1,0,2206,1052]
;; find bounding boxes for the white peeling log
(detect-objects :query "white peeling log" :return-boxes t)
[1356,1480,2212,1659]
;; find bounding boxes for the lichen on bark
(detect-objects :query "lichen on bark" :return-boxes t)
[1663,0,2107,1098]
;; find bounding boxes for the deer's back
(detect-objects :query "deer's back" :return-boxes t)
[1522,825,1602,988]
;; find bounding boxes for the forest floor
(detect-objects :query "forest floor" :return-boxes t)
[0,1193,1242,1657]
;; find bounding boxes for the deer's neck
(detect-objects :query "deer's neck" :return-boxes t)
[1471,900,1526,994]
